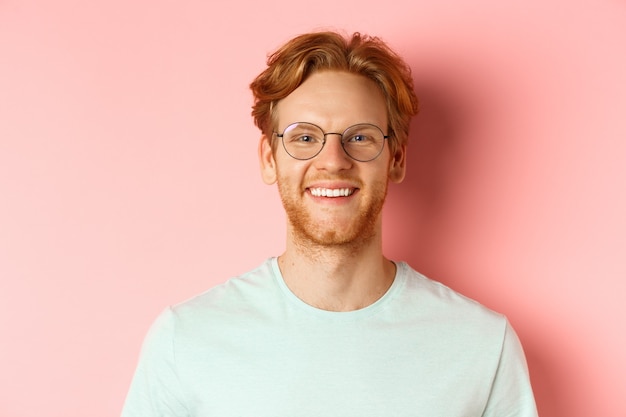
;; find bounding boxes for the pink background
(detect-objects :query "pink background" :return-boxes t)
[1,0,625,416]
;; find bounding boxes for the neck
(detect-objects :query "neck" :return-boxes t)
[278,225,396,312]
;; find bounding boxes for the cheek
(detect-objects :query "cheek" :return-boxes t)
[275,163,305,193]
[371,161,394,184]
[276,156,309,178]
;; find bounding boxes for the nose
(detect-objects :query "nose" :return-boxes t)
[313,134,353,171]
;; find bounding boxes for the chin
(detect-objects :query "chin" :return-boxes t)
[290,216,379,249]
[278,178,387,250]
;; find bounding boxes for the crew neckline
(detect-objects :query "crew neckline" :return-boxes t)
[269,257,406,320]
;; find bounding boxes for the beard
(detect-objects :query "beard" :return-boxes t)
[277,174,388,250]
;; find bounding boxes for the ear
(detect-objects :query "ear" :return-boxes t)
[259,134,277,184]
[388,144,407,183]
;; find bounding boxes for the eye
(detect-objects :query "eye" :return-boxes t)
[282,122,324,146]
[296,135,315,143]
[287,132,322,146]
[347,134,371,143]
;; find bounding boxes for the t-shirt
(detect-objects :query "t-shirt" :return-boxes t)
[121,258,537,417]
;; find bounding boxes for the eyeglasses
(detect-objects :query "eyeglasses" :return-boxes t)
[275,122,389,162]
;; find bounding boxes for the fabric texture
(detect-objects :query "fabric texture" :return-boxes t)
[122,258,537,417]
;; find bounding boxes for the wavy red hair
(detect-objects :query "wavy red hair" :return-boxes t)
[250,31,419,152]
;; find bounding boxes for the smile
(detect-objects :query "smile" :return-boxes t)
[309,188,355,197]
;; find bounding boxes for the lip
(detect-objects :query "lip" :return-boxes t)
[309,187,355,197]
[305,181,360,201]
[306,181,360,190]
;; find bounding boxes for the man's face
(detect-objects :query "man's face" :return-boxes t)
[259,70,406,249]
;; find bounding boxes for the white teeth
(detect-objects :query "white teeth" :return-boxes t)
[310,188,354,197]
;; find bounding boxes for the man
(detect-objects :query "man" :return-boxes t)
[122,31,537,416]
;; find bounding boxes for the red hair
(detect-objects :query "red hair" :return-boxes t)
[250,31,419,152]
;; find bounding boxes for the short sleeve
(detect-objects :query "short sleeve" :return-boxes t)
[121,308,190,417]
[482,320,538,417]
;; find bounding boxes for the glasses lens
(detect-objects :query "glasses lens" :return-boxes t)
[342,124,385,162]
[281,123,324,160]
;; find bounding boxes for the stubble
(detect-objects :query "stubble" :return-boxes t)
[277,175,388,253]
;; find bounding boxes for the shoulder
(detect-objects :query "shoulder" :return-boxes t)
[394,262,507,332]
[174,258,277,311]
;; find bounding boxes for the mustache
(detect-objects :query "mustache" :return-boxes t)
[302,175,363,186]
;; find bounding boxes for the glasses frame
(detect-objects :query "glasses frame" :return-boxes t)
[275,122,390,162]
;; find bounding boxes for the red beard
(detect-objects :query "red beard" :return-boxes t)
[277,174,388,250]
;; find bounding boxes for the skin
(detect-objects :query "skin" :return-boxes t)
[258,70,407,312]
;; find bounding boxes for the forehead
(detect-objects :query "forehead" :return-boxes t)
[274,71,388,130]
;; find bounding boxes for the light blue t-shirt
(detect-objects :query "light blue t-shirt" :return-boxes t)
[122,258,537,417]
